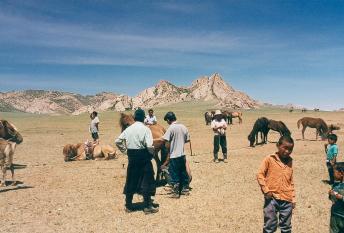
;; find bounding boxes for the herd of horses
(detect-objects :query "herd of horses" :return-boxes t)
[204,110,243,125]
[0,109,341,187]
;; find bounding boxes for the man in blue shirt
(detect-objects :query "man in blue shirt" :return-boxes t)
[325,134,339,184]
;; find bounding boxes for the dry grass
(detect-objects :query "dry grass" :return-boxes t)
[0,102,343,233]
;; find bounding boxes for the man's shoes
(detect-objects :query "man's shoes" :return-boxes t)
[143,205,159,214]
[223,158,228,163]
[181,187,190,196]
[213,158,219,163]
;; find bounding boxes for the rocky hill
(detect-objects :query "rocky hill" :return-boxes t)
[0,73,259,115]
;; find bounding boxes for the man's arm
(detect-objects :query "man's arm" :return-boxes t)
[115,131,127,154]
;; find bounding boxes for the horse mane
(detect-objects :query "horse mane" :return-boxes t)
[119,113,135,132]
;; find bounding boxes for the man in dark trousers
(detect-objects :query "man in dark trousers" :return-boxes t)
[115,109,158,214]
[163,111,191,198]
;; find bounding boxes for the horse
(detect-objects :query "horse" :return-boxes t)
[0,120,23,187]
[119,113,168,183]
[248,117,270,147]
[204,112,213,125]
[268,120,291,137]
[297,117,328,140]
[0,120,23,144]
[301,108,307,113]
[222,110,243,124]
[314,108,320,112]
[289,107,294,113]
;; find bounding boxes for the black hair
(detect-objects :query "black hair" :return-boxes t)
[148,109,153,112]
[164,111,177,122]
[92,111,98,117]
[328,133,338,143]
[335,162,344,172]
[277,135,294,146]
[134,109,145,122]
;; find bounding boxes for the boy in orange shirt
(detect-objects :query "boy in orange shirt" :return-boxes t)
[257,135,295,233]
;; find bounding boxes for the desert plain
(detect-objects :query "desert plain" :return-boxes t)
[0,101,343,233]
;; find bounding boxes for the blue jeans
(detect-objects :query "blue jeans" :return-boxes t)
[263,198,293,233]
[169,155,189,189]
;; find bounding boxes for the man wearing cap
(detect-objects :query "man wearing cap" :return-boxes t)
[211,110,228,163]
[162,111,191,198]
[115,109,159,214]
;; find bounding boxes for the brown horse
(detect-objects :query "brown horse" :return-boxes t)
[268,120,291,137]
[119,113,168,183]
[0,120,23,144]
[222,110,243,124]
[297,117,328,140]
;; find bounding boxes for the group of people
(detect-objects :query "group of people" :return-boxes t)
[89,109,343,232]
[114,109,191,214]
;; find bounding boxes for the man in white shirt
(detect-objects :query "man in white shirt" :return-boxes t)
[89,111,100,144]
[115,109,158,214]
[211,110,228,163]
[144,109,157,125]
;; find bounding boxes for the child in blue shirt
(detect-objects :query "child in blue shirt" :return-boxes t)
[325,134,339,184]
[329,162,344,233]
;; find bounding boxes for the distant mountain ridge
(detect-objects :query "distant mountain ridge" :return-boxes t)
[0,73,260,115]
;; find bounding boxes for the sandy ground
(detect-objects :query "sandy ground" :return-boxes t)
[0,104,343,233]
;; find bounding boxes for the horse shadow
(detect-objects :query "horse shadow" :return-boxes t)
[0,182,34,193]
[12,164,27,170]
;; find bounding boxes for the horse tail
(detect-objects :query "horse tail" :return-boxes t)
[297,119,302,129]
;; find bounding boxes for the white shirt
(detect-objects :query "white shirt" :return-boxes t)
[211,119,227,135]
[115,122,154,154]
[163,122,190,159]
[90,116,100,133]
[144,115,157,125]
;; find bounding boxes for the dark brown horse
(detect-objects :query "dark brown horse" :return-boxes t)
[268,120,291,137]
[248,117,270,147]
[119,113,168,183]
[204,112,213,125]
[297,117,328,140]
[0,120,23,144]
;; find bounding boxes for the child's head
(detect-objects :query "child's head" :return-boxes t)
[334,163,344,182]
[276,135,294,159]
[327,133,338,144]
[148,109,154,115]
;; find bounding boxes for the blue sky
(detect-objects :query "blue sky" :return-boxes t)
[0,0,343,110]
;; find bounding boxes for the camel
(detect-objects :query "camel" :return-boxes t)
[63,142,116,162]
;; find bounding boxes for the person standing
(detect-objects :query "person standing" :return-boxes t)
[325,134,339,185]
[257,135,296,233]
[144,109,157,125]
[162,111,190,198]
[211,110,228,163]
[89,111,100,144]
[115,109,158,214]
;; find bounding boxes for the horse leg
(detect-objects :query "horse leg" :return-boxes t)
[1,165,6,187]
[10,164,16,186]
[153,151,162,184]
[316,129,319,141]
[302,126,306,140]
